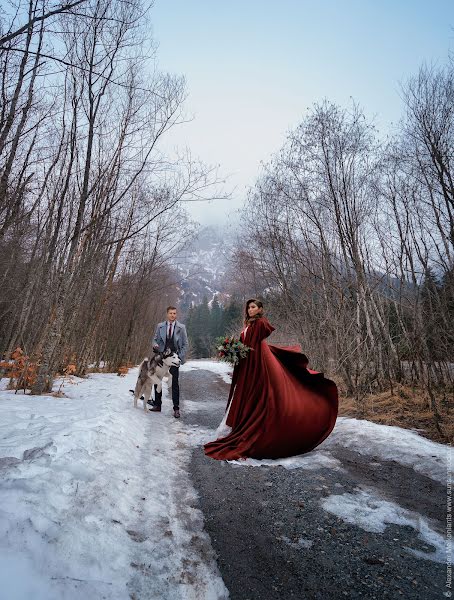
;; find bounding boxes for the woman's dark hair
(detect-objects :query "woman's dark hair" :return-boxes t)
[244,298,264,325]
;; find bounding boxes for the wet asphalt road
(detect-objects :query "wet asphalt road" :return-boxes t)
[180,369,447,600]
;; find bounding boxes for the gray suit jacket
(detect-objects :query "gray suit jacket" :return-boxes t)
[152,320,188,364]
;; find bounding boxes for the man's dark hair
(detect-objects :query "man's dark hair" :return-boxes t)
[166,306,177,312]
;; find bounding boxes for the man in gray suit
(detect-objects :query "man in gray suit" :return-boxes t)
[150,306,188,418]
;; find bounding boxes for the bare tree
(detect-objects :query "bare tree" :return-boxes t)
[0,0,220,394]
[227,81,453,439]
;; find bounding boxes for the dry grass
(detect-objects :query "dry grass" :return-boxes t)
[339,385,454,445]
[50,390,68,398]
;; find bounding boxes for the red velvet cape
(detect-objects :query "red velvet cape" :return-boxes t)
[204,317,338,460]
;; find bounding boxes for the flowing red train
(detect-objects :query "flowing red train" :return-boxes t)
[204,317,338,461]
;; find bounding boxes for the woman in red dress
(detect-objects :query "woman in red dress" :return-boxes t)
[204,299,338,461]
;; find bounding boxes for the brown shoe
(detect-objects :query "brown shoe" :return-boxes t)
[150,406,161,412]
[173,409,180,418]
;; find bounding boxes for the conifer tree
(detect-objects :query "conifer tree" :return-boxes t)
[210,295,223,338]
[224,298,243,334]
[421,268,443,360]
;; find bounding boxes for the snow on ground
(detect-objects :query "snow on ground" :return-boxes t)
[321,487,446,564]
[227,452,345,472]
[180,361,232,384]
[1,358,451,595]
[181,360,451,566]
[321,417,451,485]
[183,360,452,485]
[224,417,451,486]
[0,369,228,600]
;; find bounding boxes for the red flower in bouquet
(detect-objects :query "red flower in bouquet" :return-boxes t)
[215,336,252,366]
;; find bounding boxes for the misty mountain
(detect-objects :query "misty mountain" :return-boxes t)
[175,226,231,309]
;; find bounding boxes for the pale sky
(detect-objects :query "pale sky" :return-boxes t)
[150,0,454,226]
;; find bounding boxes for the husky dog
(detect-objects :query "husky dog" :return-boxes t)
[132,349,181,411]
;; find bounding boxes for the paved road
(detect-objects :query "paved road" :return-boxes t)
[180,369,447,600]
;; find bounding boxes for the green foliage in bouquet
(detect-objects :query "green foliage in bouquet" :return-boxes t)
[215,336,252,366]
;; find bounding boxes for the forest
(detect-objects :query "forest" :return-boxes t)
[0,0,217,393]
[224,72,454,442]
[186,296,242,358]
[0,1,452,442]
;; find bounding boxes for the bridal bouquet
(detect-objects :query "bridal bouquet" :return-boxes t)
[215,336,252,366]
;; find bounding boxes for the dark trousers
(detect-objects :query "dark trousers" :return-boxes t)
[154,365,180,409]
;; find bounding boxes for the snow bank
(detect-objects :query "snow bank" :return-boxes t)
[322,416,451,485]
[0,370,228,600]
[184,360,451,485]
[184,360,451,566]
[227,417,451,485]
